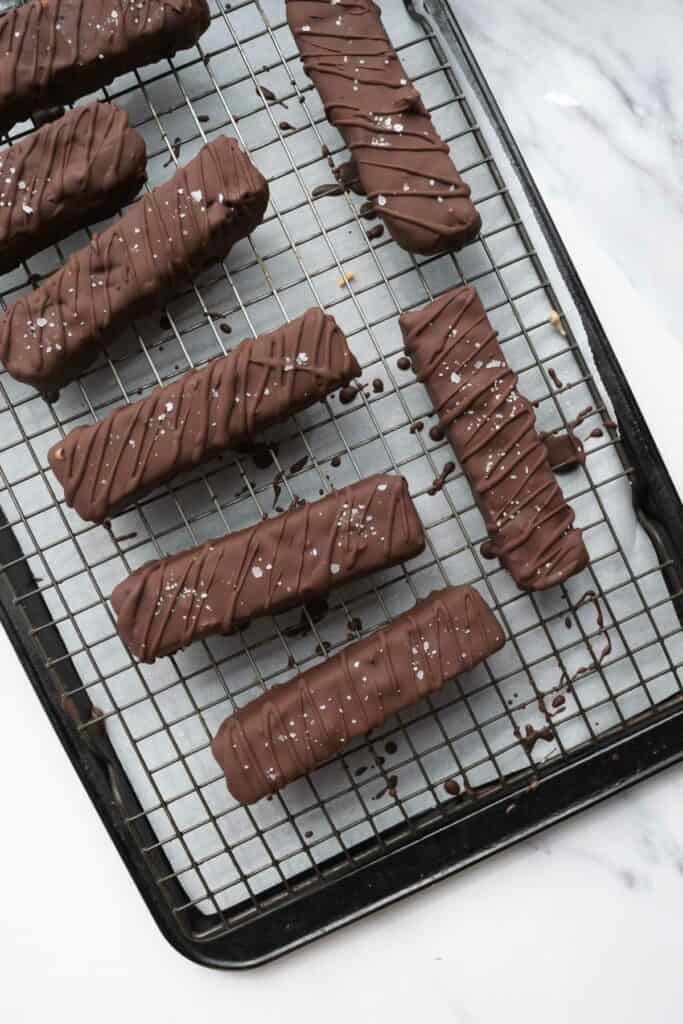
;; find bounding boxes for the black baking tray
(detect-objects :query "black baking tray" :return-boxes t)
[1,0,682,967]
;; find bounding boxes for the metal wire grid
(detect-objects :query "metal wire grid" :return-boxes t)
[1,0,682,936]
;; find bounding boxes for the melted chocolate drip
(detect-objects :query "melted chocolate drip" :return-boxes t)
[286,0,480,254]
[335,158,365,195]
[339,384,359,405]
[0,137,269,395]
[397,355,412,371]
[0,0,210,134]
[49,309,358,523]
[211,585,504,804]
[256,83,277,104]
[311,182,345,199]
[444,778,461,796]
[112,474,425,662]
[0,103,147,275]
[542,431,586,473]
[514,723,554,753]
[401,286,589,591]
[428,461,455,496]
[366,223,384,241]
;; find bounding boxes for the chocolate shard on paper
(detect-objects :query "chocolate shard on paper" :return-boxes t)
[0,136,269,395]
[286,0,480,255]
[49,307,361,523]
[211,585,505,804]
[400,285,589,590]
[0,102,147,275]
[111,473,425,662]
[0,0,210,134]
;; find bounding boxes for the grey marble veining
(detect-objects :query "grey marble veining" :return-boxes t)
[457,0,683,333]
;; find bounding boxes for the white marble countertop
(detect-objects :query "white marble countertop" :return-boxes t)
[1,2,682,1022]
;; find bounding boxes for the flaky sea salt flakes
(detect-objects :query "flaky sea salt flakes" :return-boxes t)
[35,317,48,328]
[377,483,387,491]
[251,566,263,579]
[377,195,387,207]
[330,563,341,575]
[450,371,461,384]
[191,190,202,202]
[22,203,33,214]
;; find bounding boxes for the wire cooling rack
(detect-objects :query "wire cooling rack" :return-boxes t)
[1,0,683,965]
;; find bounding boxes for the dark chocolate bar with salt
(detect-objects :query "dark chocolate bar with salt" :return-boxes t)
[0,102,146,275]
[400,285,589,591]
[286,0,480,255]
[0,0,210,134]
[0,136,269,395]
[211,585,505,804]
[49,307,360,523]
[111,473,425,662]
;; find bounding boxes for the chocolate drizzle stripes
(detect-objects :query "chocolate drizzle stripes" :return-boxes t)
[48,308,360,524]
[0,136,269,395]
[0,103,147,275]
[0,0,211,133]
[211,585,505,804]
[111,473,425,662]
[400,286,589,590]
[286,0,480,255]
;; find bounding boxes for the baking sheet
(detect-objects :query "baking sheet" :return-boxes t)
[0,0,681,921]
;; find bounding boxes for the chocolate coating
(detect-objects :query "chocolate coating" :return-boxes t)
[400,286,589,590]
[0,136,269,395]
[49,308,361,523]
[211,585,505,804]
[286,0,480,255]
[0,0,210,134]
[112,473,425,662]
[0,102,147,275]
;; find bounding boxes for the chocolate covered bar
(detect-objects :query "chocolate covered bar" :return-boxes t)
[286,0,480,255]
[0,136,269,395]
[211,585,505,804]
[0,102,146,275]
[0,0,210,134]
[49,308,361,523]
[400,286,589,590]
[112,473,425,662]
